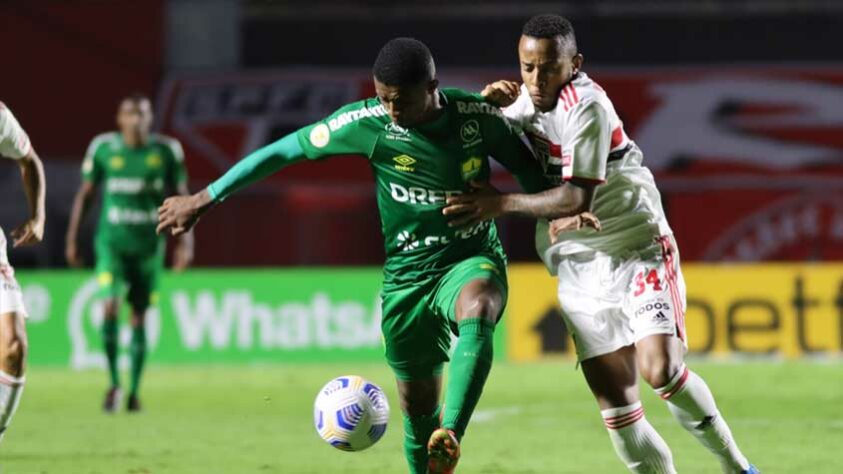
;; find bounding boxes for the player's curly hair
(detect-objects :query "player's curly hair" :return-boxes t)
[373,38,435,86]
[522,14,577,51]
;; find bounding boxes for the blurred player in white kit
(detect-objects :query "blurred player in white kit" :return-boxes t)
[0,102,45,445]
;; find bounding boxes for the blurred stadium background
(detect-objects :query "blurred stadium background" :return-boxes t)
[1,0,842,472]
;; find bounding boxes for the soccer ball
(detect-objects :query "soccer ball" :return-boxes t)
[313,375,390,451]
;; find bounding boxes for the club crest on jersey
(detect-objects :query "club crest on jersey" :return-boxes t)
[461,156,482,181]
[460,120,482,147]
[109,156,125,170]
[146,154,162,168]
[309,124,331,148]
[392,154,416,172]
[385,122,411,142]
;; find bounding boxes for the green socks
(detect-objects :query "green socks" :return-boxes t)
[403,405,441,474]
[442,318,495,440]
[102,318,119,388]
[129,325,146,397]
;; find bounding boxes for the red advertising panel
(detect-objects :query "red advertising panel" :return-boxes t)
[158,67,843,263]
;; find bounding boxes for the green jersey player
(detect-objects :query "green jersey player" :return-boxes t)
[157,38,590,474]
[65,94,194,413]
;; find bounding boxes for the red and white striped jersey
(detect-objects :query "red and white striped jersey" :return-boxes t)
[0,102,33,265]
[503,73,673,272]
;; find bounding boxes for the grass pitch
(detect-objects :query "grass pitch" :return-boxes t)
[1,360,840,473]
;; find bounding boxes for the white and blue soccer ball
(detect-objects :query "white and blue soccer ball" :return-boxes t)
[313,375,390,451]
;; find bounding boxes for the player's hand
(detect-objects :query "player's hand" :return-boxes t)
[172,240,193,272]
[65,241,84,267]
[481,80,520,108]
[442,180,503,229]
[157,191,211,237]
[548,212,601,244]
[11,216,44,248]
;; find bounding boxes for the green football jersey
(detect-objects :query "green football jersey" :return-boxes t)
[296,88,546,286]
[82,132,187,254]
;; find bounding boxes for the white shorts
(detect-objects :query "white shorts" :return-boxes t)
[0,264,27,317]
[556,236,686,361]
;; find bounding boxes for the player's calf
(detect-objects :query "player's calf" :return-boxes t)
[582,347,676,473]
[441,279,501,440]
[602,402,676,474]
[638,335,751,473]
[128,307,148,404]
[396,377,442,474]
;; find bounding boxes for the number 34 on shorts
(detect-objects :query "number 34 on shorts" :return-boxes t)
[626,261,687,341]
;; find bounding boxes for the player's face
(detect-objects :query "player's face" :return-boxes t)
[117,99,153,137]
[518,36,582,112]
[374,79,437,128]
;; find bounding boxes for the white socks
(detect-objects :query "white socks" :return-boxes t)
[0,370,25,444]
[602,401,676,473]
[655,365,749,473]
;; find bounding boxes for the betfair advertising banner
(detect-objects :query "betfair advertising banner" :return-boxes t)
[16,270,507,368]
[507,264,843,361]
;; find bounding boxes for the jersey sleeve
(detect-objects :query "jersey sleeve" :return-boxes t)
[207,132,307,202]
[165,138,188,189]
[0,105,32,159]
[483,114,548,194]
[295,103,376,160]
[81,135,106,184]
[561,101,611,184]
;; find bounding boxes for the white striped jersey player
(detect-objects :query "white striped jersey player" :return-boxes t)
[0,103,31,316]
[503,72,687,360]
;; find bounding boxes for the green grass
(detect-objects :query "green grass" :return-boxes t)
[2,361,840,473]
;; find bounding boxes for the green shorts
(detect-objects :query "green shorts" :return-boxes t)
[95,241,164,310]
[380,255,508,381]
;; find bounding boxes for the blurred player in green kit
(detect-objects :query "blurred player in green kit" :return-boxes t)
[65,94,193,413]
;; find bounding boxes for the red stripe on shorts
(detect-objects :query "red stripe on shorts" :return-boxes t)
[659,236,685,341]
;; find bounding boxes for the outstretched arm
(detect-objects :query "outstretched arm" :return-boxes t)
[157,132,306,236]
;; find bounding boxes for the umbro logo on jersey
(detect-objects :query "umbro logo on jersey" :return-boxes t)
[393,154,416,172]
[109,156,125,170]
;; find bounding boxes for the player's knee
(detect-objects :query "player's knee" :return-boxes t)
[1,331,26,376]
[456,284,502,323]
[103,300,120,320]
[639,352,681,389]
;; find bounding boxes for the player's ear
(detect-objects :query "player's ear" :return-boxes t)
[572,54,584,75]
[428,78,439,93]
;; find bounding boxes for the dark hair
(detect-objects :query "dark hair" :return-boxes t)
[522,14,577,51]
[373,38,435,86]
